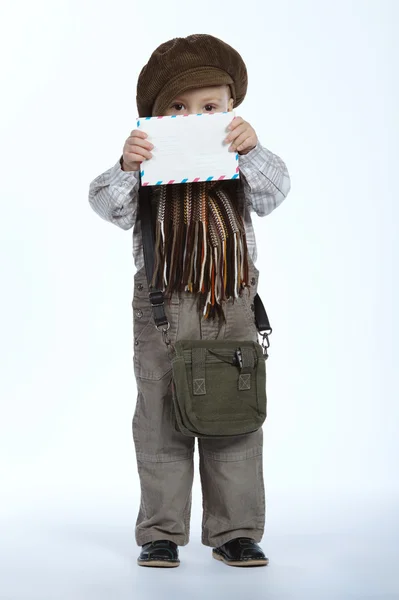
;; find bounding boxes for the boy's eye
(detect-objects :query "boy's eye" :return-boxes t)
[170,103,216,113]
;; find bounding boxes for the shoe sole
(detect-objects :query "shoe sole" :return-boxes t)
[212,551,269,567]
[137,559,180,568]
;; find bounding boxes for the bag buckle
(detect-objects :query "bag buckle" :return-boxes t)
[261,328,272,358]
[156,322,171,347]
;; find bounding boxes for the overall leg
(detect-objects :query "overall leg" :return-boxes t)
[198,259,267,548]
[198,428,265,548]
[132,268,195,547]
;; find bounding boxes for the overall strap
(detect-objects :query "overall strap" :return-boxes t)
[138,183,169,331]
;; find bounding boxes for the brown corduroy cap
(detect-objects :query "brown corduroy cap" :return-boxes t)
[136,34,248,117]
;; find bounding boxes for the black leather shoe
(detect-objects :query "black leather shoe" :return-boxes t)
[137,540,180,568]
[212,537,269,567]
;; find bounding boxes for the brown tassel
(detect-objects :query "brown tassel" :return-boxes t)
[149,180,250,319]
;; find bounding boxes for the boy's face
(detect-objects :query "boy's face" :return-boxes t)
[162,84,234,116]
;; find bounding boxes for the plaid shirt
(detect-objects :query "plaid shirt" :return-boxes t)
[88,143,291,270]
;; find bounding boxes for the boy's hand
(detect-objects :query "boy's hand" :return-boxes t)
[224,116,258,155]
[122,129,154,171]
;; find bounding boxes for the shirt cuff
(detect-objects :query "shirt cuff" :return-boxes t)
[238,142,286,180]
[238,142,268,169]
[105,155,140,186]
[118,154,140,176]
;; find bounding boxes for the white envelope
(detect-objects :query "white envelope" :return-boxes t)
[136,111,239,186]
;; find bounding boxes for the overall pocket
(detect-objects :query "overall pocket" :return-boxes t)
[132,270,179,381]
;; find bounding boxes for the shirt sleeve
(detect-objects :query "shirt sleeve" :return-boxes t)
[88,155,140,230]
[238,142,291,216]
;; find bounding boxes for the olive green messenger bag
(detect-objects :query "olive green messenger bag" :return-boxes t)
[138,183,272,439]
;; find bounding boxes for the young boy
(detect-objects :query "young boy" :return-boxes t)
[88,34,291,568]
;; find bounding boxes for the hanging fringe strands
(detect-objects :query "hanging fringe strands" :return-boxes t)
[151,180,249,319]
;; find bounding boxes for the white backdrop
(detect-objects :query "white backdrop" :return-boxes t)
[0,0,397,598]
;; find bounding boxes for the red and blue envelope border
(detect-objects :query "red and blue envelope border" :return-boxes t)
[137,113,239,186]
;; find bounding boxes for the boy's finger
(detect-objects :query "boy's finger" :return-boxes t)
[230,133,253,151]
[237,137,256,152]
[224,126,245,143]
[224,123,247,143]
[127,146,152,160]
[128,137,154,150]
[128,153,151,163]
[130,129,148,138]
[226,116,243,131]
[128,131,151,143]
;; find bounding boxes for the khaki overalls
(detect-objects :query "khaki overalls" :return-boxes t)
[132,254,266,548]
